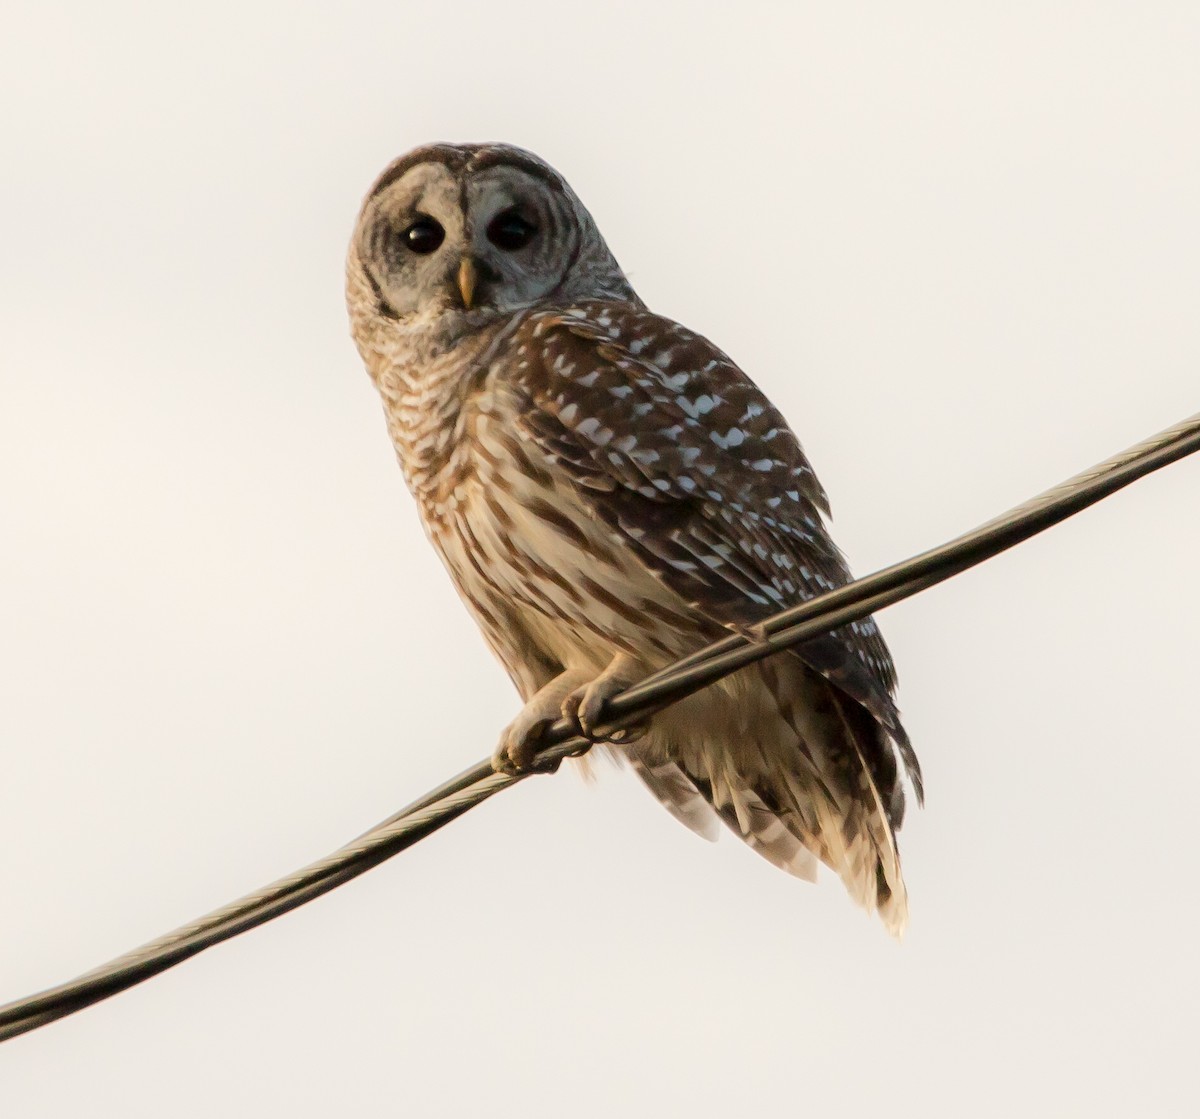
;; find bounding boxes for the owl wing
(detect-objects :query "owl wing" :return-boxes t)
[509,301,922,811]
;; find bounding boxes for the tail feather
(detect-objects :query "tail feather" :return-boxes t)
[826,690,909,935]
[714,764,820,882]
[628,757,720,841]
[626,658,913,936]
[630,757,820,881]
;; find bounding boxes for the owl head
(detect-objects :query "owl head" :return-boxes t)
[348,143,636,333]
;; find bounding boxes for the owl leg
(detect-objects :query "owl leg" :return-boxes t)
[561,652,648,745]
[493,669,594,775]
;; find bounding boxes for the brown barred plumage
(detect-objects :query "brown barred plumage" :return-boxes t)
[347,143,922,935]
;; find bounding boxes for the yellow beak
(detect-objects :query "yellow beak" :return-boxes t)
[457,257,478,309]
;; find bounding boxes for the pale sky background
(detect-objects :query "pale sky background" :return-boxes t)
[2,3,1198,1116]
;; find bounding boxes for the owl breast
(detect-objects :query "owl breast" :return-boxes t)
[449,383,705,687]
[376,324,703,699]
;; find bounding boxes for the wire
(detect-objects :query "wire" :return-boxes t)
[2,410,1197,1044]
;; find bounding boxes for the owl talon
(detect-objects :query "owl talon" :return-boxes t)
[561,654,648,745]
[492,716,556,775]
[493,726,589,775]
[493,668,595,775]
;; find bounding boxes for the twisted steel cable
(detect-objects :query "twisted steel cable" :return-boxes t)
[2,411,1197,1044]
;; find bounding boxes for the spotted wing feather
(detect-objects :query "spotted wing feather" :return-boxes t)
[511,302,922,818]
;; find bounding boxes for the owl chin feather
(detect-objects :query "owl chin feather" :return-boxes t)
[434,304,508,339]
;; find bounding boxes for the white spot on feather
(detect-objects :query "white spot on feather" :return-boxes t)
[711,427,746,449]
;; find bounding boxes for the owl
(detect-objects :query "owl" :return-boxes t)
[347,143,923,935]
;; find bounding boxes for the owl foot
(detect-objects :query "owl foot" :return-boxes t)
[493,669,593,775]
[561,653,648,746]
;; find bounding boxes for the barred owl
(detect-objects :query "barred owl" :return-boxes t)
[347,143,923,935]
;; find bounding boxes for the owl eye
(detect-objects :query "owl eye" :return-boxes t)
[486,210,538,251]
[403,216,445,255]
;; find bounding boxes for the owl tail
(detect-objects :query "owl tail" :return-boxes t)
[629,756,820,881]
[629,685,910,937]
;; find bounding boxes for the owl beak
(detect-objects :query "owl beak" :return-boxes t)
[457,257,479,310]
